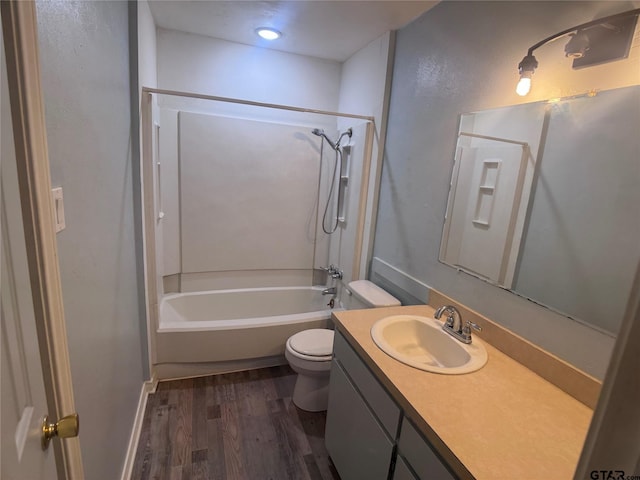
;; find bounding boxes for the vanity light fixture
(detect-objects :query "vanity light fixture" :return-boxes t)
[256,27,282,41]
[564,30,591,58]
[515,8,640,96]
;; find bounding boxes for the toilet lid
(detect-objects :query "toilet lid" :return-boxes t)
[289,329,335,356]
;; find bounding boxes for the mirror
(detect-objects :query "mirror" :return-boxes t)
[440,85,640,335]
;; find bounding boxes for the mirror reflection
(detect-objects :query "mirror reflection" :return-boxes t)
[440,86,640,334]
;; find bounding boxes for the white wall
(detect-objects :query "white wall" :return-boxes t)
[338,31,394,121]
[35,2,144,478]
[137,0,158,376]
[336,32,395,283]
[155,28,343,288]
[152,27,397,294]
[138,0,157,90]
[152,27,396,299]
[157,28,341,109]
[373,1,640,379]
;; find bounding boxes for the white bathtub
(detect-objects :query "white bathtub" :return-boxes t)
[155,287,337,378]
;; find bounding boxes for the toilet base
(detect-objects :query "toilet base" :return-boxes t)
[292,373,330,412]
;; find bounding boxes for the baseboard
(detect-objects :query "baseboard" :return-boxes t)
[120,376,158,480]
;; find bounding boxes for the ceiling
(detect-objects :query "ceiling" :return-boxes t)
[148,1,438,62]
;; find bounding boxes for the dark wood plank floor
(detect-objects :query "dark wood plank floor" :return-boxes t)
[131,365,340,480]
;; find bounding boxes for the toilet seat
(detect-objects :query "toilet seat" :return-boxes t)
[287,329,334,361]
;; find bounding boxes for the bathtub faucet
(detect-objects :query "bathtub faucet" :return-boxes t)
[322,287,337,296]
[321,264,343,280]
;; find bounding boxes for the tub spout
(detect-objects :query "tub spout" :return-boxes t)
[322,287,337,295]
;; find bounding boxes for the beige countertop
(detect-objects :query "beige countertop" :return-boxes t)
[332,305,594,480]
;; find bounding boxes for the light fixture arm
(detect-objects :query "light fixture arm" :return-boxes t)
[526,8,640,56]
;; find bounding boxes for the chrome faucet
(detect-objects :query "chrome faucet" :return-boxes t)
[322,287,337,295]
[434,305,462,331]
[321,264,343,280]
[434,305,482,344]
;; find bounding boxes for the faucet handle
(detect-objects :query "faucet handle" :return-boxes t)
[463,320,482,334]
[457,320,481,343]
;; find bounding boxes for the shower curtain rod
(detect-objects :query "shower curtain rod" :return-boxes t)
[141,87,376,123]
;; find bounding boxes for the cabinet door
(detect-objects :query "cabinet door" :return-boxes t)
[393,456,418,480]
[325,359,394,480]
[333,332,400,437]
[398,419,455,480]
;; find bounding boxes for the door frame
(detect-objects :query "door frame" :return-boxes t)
[1,1,83,478]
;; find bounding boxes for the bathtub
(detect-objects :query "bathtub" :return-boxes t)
[155,287,337,378]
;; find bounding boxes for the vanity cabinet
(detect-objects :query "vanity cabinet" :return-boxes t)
[325,332,401,480]
[395,418,456,480]
[326,331,457,480]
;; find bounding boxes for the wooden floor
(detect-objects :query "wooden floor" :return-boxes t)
[131,365,340,480]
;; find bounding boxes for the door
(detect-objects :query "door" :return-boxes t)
[1,1,82,478]
[1,42,56,477]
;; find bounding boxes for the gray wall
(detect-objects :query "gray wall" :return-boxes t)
[36,1,144,478]
[373,1,639,379]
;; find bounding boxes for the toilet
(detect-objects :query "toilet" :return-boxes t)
[285,280,400,411]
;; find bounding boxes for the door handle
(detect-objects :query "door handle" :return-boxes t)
[42,413,79,450]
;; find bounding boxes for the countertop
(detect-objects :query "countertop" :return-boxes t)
[332,305,594,480]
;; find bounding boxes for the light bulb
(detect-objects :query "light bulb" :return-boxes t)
[516,54,538,97]
[516,76,531,96]
[256,28,281,41]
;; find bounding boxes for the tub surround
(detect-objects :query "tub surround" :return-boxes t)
[331,304,594,479]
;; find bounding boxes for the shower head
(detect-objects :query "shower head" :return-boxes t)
[311,128,337,150]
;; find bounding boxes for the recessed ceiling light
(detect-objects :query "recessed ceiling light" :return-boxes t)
[256,27,281,41]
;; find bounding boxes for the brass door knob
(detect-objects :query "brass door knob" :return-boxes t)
[42,413,79,450]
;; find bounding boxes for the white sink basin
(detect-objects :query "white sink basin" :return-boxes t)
[370,315,488,374]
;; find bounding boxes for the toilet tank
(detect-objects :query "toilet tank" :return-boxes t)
[342,280,401,310]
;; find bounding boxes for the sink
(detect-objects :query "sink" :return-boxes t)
[370,315,488,374]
